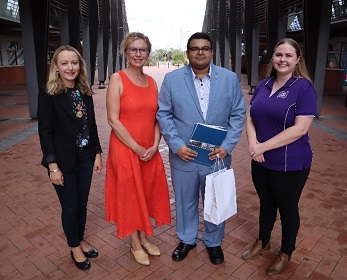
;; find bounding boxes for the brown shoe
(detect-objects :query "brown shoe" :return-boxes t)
[266,251,290,276]
[242,239,270,260]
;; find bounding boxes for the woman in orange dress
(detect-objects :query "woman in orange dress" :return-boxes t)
[105,32,171,265]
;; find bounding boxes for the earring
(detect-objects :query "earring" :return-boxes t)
[56,70,60,75]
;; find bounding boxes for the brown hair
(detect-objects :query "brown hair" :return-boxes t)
[266,38,312,82]
[46,45,92,96]
[120,32,152,55]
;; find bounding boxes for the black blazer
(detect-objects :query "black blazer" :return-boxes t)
[37,87,102,172]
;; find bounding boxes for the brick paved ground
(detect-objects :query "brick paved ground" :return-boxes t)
[0,65,346,279]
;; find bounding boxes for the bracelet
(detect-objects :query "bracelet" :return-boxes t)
[49,168,60,173]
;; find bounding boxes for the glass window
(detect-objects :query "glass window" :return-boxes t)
[6,41,24,66]
[327,42,347,69]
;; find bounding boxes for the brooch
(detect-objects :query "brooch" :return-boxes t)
[76,111,83,118]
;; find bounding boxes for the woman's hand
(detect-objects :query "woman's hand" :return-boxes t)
[249,142,265,162]
[251,153,265,162]
[48,163,64,186]
[49,169,64,186]
[134,144,147,158]
[94,153,103,173]
[140,146,158,161]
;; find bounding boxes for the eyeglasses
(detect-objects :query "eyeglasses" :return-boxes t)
[128,48,149,55]
[189,46,212,54]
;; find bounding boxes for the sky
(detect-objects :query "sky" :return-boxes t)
[125,0,207,51]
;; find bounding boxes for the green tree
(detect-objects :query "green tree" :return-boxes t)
[148,49,168,65]
[172,52,187,65]
[147,48,187,65]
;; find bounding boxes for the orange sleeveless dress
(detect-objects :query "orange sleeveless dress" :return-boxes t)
[105,70,171,238]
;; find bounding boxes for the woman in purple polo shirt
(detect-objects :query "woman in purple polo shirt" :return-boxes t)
[242,38,317,276]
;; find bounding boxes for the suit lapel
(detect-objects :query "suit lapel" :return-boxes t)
[206,64,220,122]
[55,91,76,120]
[83,94,94,127]
[55,91,94,131]
[183,66,204,120]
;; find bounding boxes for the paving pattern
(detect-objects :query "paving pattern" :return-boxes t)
[0,65,346,279]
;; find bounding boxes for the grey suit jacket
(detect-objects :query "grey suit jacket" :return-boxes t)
[157,64,245,171]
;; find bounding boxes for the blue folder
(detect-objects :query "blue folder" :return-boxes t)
[187,123,227,166]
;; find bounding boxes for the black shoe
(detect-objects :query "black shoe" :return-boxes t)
[172,242,196,261]
[206,246,224,264]
[71,251,91,270]
[83,246,98,258]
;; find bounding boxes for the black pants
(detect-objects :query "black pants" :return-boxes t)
[53,149,94,247]
[251,160,309,255]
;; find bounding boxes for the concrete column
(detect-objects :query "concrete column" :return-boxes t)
[304,0,333,116]
[109,0,118,74]
[59,10,69,45]
[267,0,280,63]
[234,30,242,79]
[223,37,231,70]
[250,24,260,88]
[1,40,9,66]
[228,0,242,79]
[97,29,107,85]
[107,38,114,76]
[278,15,287,41]
[244,0,256,91]
[97,0,110,85]
[115,43,121,72]
[67,1,81,51]
[82,0,98,87]
[82,19,92,84]
[314,1,333,116]
[218,0,226,67]
[211,0,218,64]
[116,0,124,71]
[215,41,221,66]
[18,0,50,119]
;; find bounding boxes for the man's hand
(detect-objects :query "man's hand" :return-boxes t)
[177,145,198,162]
[208,147,227,160]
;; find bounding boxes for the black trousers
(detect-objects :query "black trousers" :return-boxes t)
[53,148,94,247]
[251,160,310,254]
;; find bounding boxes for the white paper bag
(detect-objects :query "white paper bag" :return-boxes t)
[204,166,237,225]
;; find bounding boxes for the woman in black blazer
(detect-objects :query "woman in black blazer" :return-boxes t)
[38,45,103,270]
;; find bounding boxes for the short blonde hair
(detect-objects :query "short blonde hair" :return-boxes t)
[120,32,152,55]
[46,45,92,96]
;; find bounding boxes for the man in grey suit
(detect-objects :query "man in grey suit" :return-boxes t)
[157,32,245,264]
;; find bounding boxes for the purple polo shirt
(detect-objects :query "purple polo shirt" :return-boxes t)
[250,77,317,171]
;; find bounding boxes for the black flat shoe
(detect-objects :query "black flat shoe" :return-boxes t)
[172,242,196,261]
[83,246,98,258]
[71,251,91,270]
[206,246,224,264]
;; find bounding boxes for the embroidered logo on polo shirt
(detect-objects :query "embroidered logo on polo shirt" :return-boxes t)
[277,91,289,99]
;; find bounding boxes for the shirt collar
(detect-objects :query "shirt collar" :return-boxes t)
[265,76,300,89]
[190,64,212,79]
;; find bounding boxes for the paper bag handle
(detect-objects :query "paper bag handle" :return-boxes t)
[213,154,225,171]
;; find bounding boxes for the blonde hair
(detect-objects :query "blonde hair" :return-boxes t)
[46,45,92,96]
[120,32,152,55]
[266,38,312,83]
